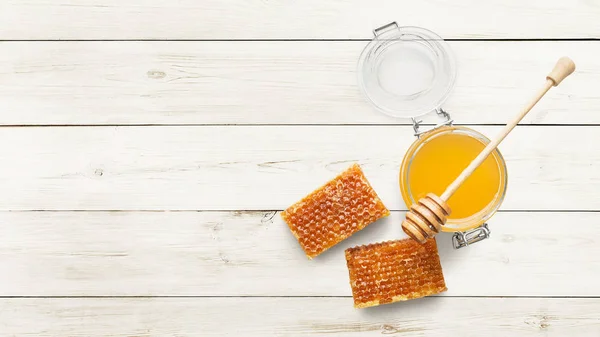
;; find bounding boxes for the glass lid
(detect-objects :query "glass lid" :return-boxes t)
[357,22,457,119]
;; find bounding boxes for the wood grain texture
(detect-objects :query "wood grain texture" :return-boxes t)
[0,126,596,211]
[2,2,599,335]
[2,1,600,40]
[1,211,598,296]
[1,297,599,336]
[0,41,595,125]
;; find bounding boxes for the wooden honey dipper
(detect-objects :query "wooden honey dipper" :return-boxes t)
[402,57,576,243]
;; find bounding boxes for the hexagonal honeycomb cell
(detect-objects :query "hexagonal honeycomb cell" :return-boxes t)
[345,238,447,308]
[281,163,389,259]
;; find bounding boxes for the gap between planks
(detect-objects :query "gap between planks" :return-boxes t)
[4,210,600,213]
[0,124,599,127]
[2,38,600,42]
[0,295,598,299]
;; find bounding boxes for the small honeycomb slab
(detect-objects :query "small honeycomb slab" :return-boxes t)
[281,163,389,259]
[345,238,447,308]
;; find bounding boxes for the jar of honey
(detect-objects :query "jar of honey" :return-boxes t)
[358,22,507,248]
[399,126,507,247]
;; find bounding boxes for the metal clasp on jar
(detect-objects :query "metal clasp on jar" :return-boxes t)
[373,22,399,37]
[452,223,491,249]
[411,109,454,137]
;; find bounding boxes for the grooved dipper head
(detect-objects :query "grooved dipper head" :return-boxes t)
[402,193,451,243]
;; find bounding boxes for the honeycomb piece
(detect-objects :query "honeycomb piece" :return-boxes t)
[345,238,447,308]
[281,163,389,259]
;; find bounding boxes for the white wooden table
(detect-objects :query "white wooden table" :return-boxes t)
[1,1,599,336]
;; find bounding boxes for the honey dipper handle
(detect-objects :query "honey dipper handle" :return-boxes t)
[440,57,576,201]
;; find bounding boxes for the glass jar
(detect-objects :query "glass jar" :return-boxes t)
[358,22,507,248]
[399,126,508,233]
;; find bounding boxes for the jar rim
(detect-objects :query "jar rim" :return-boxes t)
[399,126,508,232]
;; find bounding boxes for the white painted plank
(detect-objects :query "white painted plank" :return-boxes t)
[1,211,598,296]
[0,126,597,211]
[2,1,599,39]
[1,297,599,336]
[0,41,595,125]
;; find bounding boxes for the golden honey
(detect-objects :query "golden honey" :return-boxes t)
[400,126,507,232]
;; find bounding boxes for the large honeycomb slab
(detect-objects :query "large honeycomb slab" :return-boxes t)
[281,163,389,259]
[345,238,446,308]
